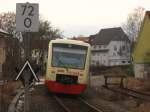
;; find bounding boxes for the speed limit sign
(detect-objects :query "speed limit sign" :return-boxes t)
[16,3,39,32]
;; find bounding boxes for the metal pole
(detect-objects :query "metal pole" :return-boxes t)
[24,32,30,112]
[24,79,29,112]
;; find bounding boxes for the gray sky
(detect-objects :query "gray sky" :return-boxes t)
[0,0,150,37]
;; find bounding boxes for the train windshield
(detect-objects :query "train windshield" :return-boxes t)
[52,44,87,69]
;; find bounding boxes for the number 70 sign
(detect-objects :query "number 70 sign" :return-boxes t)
[16,3,39,32]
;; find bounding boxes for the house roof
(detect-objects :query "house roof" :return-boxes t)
[0,29,11,36]
[91,27,130,45]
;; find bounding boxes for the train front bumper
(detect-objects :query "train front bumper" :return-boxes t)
[45,80,87,94]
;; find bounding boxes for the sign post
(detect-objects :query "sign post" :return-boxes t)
[16,2,39,112]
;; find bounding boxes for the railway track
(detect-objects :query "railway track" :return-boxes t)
[8,84,34,112]
[103,86,150,101]
[9,84,109,112]
[53,94,105,112]
[8,89,24,112]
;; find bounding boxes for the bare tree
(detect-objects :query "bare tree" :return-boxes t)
[0,12,23,41]
[0,12,62,41]
[0,12,15,34]
[0,12,63,74]
[122,6,145,42]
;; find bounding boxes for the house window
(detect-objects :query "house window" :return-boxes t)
[122,61,126,63]
[114,45,117,51]
[122,45,125,51]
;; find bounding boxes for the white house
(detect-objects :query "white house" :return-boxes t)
[90,27,131,66]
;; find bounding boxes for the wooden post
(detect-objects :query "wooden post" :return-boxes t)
[104,76,108,87]
[120,77,124,88]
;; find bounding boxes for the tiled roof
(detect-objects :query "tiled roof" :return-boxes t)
[91,27,130,45]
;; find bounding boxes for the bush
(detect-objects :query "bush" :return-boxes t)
[126,65,134,76]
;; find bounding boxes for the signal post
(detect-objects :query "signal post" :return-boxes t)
[15,3,39,112]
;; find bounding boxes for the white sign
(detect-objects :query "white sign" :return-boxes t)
[16,3,39,32]
[15,61,39,81]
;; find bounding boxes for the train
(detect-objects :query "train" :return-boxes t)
[45,39,91,94]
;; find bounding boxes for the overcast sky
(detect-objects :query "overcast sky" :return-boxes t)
[0,0,150,37]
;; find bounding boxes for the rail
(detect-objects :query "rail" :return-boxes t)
[103,86,150,101]
[78,97,104,112]
[53,94,105,112]
[8,89,24,112]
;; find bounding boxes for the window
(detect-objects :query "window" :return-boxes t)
[122,45,125,51]
[114,45,117,51]
[122,61,126,63]
[52,44,87,69]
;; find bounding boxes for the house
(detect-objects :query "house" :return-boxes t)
[133,11,150,79]
[0,29,21,79]
[90,27,131,66]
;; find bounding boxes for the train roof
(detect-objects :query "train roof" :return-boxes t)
[50,39,90,47]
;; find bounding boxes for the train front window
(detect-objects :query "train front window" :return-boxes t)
[52,45,87,69]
